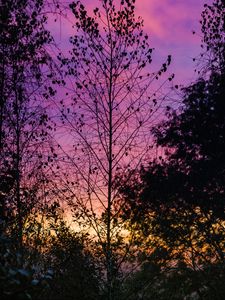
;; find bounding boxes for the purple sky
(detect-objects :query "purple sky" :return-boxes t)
[50,0,212,85]
[134,0,211,84]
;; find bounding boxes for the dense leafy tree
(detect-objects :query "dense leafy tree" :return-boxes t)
[121,0,225,239]
[119,0,225,297]
[150,0,225,215]
[121,260,225,300]
[45,216,102,300]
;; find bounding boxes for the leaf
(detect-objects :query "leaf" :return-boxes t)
[31,279,39,286]
[18,269,30,278]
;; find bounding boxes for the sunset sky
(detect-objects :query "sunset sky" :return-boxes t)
[50,0,212,85]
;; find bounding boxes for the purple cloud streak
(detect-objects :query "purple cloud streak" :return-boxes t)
[48,0,212,85]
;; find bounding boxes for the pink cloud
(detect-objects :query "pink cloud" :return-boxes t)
[136,0,208,42]
[47,0,213,84]
[134,0,213,83]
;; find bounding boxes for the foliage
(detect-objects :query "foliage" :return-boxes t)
[119,0,225,298]
[0,3,61,299]
[121,261,225,300]
[197,0,225,73]
[2,0,225,300]
[0,0,57,249]
[120,0,225,243]
[0,228,53,300]
[0,204,100,300]
[44,213,102,300]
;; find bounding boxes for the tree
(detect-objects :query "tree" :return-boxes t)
[0,0,58,256]
[197,0,225,74]
[58,0,172,298]
[0,231,54,300]
[150,0,225,215]
[119,0,225,296]
[44,214,102,300]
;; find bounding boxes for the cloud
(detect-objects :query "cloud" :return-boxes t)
[134,0,212,83]
[136,0,207,43]
[47,0,212,84]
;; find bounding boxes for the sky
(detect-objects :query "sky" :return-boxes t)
[46,0,213,221]
[50,0,212,85]
[135,0,210,84]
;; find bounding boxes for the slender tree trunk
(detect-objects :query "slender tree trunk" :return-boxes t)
[106,22,113,300]
[15,84,23,253]
[0,48,6,223]
[106,118,113,300]
[0,57,5,150]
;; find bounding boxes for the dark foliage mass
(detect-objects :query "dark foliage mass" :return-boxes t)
[120,0,225,298]
[121,0,225,215]
[149,0,225,215]
[1,0,225,299]
[121,0,225,227]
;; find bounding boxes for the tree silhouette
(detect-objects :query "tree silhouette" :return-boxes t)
[119,0,225,296]
[0,0,57,253]
[150,0,225,215]
[58,0,172,298]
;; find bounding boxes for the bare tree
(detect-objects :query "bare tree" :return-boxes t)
[58,0,173,298]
